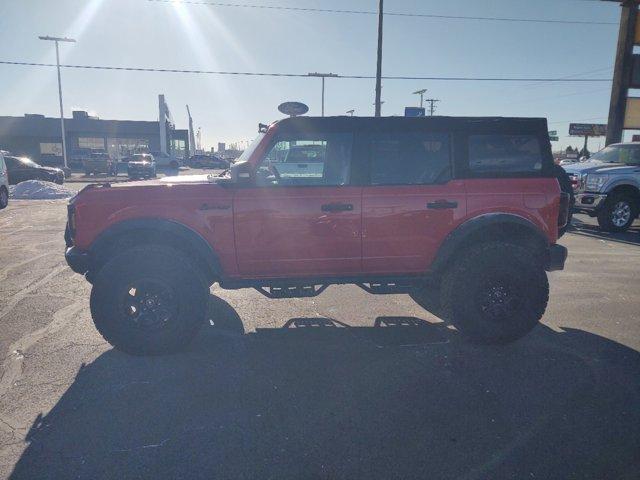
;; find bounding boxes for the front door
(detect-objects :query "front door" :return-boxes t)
[361,130,466,274]
[233,132,362,277]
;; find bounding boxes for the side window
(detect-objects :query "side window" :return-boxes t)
[4,157,19,170]
[256,133,352,187]
[469,134,543,175]
[369,132,451,185]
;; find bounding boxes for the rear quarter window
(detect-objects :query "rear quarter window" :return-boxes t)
[468,134,543,176]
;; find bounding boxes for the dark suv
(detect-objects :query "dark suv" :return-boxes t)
[65,116,569,355]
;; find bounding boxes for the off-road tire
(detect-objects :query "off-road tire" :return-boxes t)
[553,164,573,237]
[90,245,209,355]
[441,242,549,344]
[0,186,8,209]
[597,192,638,232]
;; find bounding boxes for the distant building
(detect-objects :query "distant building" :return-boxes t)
[0,99,189,167]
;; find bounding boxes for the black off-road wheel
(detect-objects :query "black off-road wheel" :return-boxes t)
[597,192,638,233]
[90,245,209,355]
[0,187,8,209]
[441,242,549,344]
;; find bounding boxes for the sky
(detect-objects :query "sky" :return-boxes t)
[0,0,625,151]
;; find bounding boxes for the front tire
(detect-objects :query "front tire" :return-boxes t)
[597,193,637,232]
[90,246,209,355]
[441,242,549,344]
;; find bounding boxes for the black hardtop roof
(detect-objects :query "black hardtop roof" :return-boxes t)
[274,115,549,134]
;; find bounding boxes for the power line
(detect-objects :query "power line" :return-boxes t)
[0,60,613,82]
[146,0,617,25]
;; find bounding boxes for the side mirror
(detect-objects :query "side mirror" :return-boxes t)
[230,161,253,184]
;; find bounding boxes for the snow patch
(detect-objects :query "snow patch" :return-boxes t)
[9,180,74,200]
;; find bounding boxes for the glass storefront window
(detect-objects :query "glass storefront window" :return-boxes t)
[107,138,150,160]
[78,137,105,150]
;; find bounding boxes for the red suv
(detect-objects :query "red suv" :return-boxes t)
[65,116,569,355]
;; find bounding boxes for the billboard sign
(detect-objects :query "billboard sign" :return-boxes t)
[569,123,607,136]
[405,107,426,117]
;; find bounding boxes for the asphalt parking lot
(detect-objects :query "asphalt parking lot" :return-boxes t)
[0,196,639,479]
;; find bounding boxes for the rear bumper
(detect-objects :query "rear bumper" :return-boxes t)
[546,244,568,272]
[65,246,90,274]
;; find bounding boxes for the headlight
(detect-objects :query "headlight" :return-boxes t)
[585,174,608,191]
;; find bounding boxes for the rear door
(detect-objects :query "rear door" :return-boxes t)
[233,131,362,277]
[361,129,466,274]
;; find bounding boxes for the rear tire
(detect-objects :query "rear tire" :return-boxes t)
[0,186,8,209]
[441,242,549,344]
[597,193,637,232]
[90,246,209,355]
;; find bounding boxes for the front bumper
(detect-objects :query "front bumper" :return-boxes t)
[574,192,607,212]
[65,246,90,274]
[546,244,568,272]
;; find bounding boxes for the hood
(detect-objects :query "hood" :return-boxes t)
[40,166,63,174]
[564,161,639,175]
[128,160,154,166]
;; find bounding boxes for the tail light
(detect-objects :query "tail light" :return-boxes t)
[558,192,570,228]
[65,203,76,246]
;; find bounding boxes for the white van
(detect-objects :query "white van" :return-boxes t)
[0,151,8,209]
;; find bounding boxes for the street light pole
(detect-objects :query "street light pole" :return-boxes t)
[374,0,384,117]
[39,36,76,169]
[346,109,355,116]
[412,89,427,108]
[308,72,338,116]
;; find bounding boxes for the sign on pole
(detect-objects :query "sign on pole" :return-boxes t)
[549,136,559,142]
[548,130,557,136]
[569,123,607,136]
[404,107,425,117]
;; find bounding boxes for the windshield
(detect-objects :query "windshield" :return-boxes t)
[19,157,39,168]
[235,132,266,163]
[590,145,640,165]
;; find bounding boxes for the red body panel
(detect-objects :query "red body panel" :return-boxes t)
[233,186,362,277]
[362,181,466,274]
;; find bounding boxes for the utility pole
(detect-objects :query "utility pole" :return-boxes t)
[425,98,440,116]
[308,72,338,116]
[374,0,384,117]
[412,89,427,108]
[39,35,76,169]
[346,109,355,116]
[605,0,639,146]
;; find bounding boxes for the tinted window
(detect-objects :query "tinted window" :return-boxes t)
[369,132,451,185]
[469,134,542,175]
[4,157,20,170]
[257,133,352,187]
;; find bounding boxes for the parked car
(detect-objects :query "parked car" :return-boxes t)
[83,152,117,176]
[565,142,640,232]
[65,116,569,356]
[0,151,9,209]
[150,151,182,169]
[188,154,229,169]
[69,148,93,169]
[4,155,65,185]
[127,153,156,179]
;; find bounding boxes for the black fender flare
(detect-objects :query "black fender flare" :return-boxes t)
[430,213,549,274]
[89,218,222,283]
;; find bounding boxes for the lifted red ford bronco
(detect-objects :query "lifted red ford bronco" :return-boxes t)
[65,116,570,355]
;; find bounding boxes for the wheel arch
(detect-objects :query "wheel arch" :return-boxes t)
[88,218,222,285]
[430,213,549,275]
[607,183,640,202]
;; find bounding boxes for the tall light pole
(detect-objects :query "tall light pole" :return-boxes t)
[346,109,355,116]
[308,72,338,116]
[39,35,76,169]
[374,0,384,117]
[413,89,427,108]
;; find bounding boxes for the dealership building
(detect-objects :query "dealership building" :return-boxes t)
[0,95,189,166]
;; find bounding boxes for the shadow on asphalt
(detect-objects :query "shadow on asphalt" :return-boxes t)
[9,296,640,479]
[569,217,640,246]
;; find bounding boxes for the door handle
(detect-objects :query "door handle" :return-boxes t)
[427,200,458,210]
[321,203,354,212]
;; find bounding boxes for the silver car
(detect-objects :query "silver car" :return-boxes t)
[565,143,640,232]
